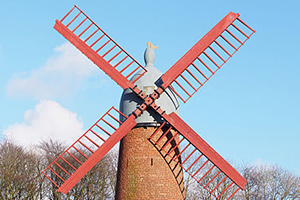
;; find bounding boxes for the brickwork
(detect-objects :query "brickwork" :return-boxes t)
[115,126,185,200]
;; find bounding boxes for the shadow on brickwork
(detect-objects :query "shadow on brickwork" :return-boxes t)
[148,125,186,200]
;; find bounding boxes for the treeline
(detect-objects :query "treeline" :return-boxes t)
[0,139,299,199]
[0,139,117,200]
[185,160,300,199]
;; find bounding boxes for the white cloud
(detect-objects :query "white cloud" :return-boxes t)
[6,43,105,99]
[2,100,84,147]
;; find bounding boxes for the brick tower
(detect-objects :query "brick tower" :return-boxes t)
[116,44,185,199]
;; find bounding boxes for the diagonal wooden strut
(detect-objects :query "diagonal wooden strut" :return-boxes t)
[58,114,136,194]
[158,12,255,103]
[160,12,239,88]
[161,112,246,190]
[42,107,137,194]
[148,117,244,199]
[53,5,147,92]
[57,115,136,194]
[54,20,135,90]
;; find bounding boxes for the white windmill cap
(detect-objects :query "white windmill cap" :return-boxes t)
[119,42,180,126]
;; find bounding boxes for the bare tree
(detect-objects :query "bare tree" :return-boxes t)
[182,148,300,200]
[0,139,43,199]
[39,139,118,200]
[236,164,300,200]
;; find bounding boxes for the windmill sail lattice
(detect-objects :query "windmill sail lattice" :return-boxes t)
[159,12,255,103]
[42,107,136,193]
[150,112,245,199]
[43,5,255,199]
[54,5,147,90]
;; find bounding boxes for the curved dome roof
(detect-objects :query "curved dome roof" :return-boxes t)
[119,47,180,126]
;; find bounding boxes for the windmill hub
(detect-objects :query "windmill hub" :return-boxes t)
[119,45,180,126]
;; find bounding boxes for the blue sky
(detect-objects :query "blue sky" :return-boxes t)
[1,0,299,175]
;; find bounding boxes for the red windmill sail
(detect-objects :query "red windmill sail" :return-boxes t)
[42,107,137,193]
[157,12,255,103]
[54,5,147,90]
[151,112,246,198]
[42,5,255,199]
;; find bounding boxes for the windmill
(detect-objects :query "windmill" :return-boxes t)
[42,5,255,199]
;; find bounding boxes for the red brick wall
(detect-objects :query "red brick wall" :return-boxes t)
[115,126,185,200]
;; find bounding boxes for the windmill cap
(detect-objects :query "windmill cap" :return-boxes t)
[119,46,180,126]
